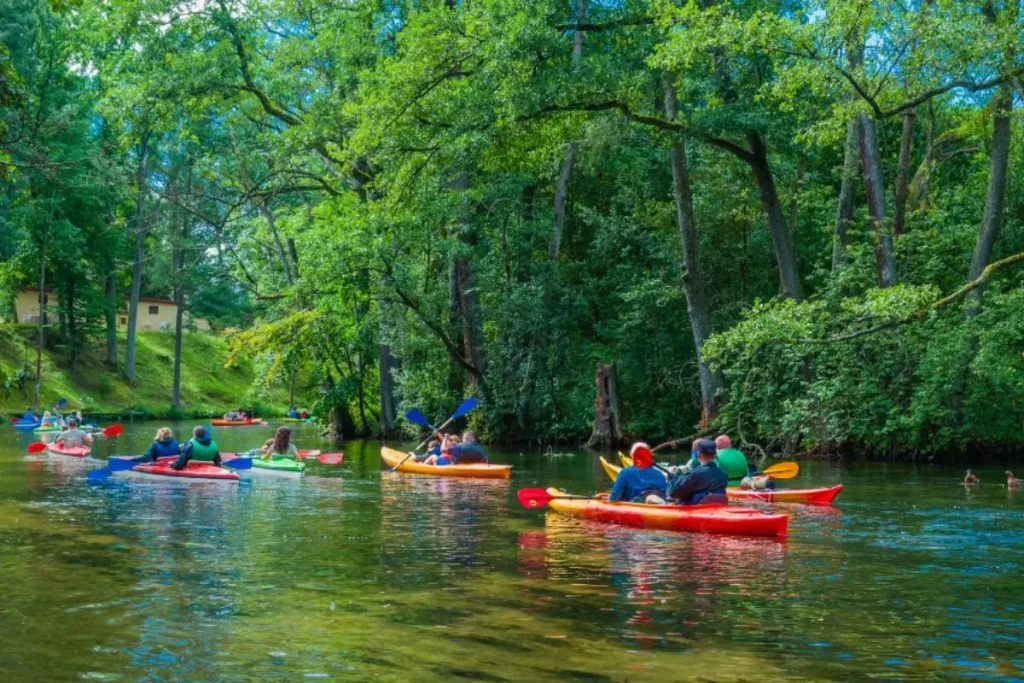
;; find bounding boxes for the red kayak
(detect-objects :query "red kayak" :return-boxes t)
[47,443,91,458]
[211,419,264,427]
[128,460,239,482]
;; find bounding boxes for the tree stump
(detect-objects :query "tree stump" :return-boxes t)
[585,363,624,449]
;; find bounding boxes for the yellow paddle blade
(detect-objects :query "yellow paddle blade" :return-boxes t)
[599,456,621,482]
[618,451,633,468]
[762,462,799,479]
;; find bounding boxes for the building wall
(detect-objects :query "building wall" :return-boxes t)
[14,290,210,332]
[13,289,50,323]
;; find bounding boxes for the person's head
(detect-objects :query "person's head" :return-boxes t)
[428,439,441,449]
[66,418,78,428]
[448,435,461,445]
[43,411,51,418]
[630,442,654,469]
[462,430,477,444]
[697,439,718,463]
[155,427,173,442]
[715,434,732,450]
[193,425,208,440]
[272,426,291,452]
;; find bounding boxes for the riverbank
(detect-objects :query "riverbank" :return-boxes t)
[0,325,311,418]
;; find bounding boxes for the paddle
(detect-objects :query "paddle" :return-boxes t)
[101,425,123,437]
[222,457,252,470]
[390,397,479,472]
[517,488,599,509]
[26,441,49,454]
[86,457,139,482]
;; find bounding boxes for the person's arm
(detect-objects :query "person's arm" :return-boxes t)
[609,469,633,502]
[84,433,93,445]
[668,470,703,503]
[171,442,192,469]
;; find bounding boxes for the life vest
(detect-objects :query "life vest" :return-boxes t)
[153,438,180,458]
[189,438,219,461]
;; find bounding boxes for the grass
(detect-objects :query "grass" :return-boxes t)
[0,324,310,418]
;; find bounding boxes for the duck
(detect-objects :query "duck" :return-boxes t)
[1006,471,1024,488]
[963,470,979,486]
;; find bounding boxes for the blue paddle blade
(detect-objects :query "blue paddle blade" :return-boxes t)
[454,397,479,418]
[405,409,430,427]
[56,398,67,407]
[87,468,112,482]
[109,458,138,472]
[223,457,252,470]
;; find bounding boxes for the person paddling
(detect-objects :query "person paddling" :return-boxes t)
[666,439,728,505]
[287,407,300,419]
[132,427,180,463]
[22,408,38,423]
[261,426,299,460]
[40,410,59,428]
[442,430,487,464]
[55,418,93,448]
[609,442,666,503]
[171,426,222,470]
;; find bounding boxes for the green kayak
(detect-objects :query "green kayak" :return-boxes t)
[252,456,305,478]
[33,426,62,434]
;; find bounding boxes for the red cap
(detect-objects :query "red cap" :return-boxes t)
[630,442,654,469]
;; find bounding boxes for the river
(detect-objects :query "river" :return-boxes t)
[1,421,1021,681]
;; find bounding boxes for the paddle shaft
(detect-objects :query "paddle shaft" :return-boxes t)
[391,413,462,472]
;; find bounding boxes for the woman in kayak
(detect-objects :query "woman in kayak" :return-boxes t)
[132,427,180,463]
[609,442,666,502]
[665,439,728,505]
[439,431,487,465]
[261,426,299,460]
[40,411,61,428]
[170,426,222,470]
[55,418,93,449]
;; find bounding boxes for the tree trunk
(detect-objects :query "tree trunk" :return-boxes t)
[259,202,295,285]
[745,132,803,301]
[451,173,487,393]
[857,114,898,287]
[893,110,915,235]
[664,75,719,424]
[67,274,77,374]
[124,131,150,385]
[104,264,117,370]
[172,285,185,409]
[378,341,397,436]
[966,80,1013,314]
[832,120,860,270]
[33,241,45,412]
[288,365,298,411]
[585,363,624,449]
[549,0,587,259]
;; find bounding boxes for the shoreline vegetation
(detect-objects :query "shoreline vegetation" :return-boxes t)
[3,2,1023,461]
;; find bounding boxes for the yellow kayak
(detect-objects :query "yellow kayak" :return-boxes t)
[380,446,511,480]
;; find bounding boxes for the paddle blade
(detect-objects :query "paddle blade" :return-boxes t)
[317,453,344,465]
[56,398,67,408]
[27,442,47,454]
[108,458,138,472]
[102,425,123,437]
[296,449,322,459]
[223,457,252,470]
[87,468,112,482]
[453,397,479,418]
[516,488,554,509]
[619,451,633,468]
[404,409,430,427]
[762,462,799,479]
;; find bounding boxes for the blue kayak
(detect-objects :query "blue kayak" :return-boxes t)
[13,421,41,432]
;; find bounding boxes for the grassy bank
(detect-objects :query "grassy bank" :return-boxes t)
[0,325,309,418]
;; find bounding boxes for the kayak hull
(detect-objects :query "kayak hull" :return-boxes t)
[47,444,91,458]
[126,461,239,482]
[545,488,788,537]
[34,426,62,434]
[252,458,305,478]
[599,456,842,505]
[13,421,41,432]
[380,446,511,480]
[211,419,265,427]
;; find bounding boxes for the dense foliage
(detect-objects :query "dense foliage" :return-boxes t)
[1,0,1022,457]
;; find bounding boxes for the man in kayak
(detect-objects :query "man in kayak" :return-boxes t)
[132,427,180,463]
[223,410,240,421]
[287,407,300,419]
[171,426,222,470]
[415,438,443,463]
[55,418,93,448]
[609,442,666,502]
[665,439,727,505]
[713,435,752,482]
[21,408,38,423]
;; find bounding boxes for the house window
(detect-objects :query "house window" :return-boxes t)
[149,305,159,314]
[119,316,127,325]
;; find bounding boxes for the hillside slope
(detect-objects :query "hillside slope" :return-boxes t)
[0,325,307,417]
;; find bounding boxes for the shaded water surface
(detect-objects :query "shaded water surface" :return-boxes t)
[1,423,1022,681]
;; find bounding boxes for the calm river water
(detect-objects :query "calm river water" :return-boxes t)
[1,422,1022,681]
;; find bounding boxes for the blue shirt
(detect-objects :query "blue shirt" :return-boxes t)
[609,466,667,502]
[444,442,488,464]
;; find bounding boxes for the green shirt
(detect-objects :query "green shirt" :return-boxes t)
[715,447,750,481]
[189,438,219,462]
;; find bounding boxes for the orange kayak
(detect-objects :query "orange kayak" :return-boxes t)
[545,488,788,537]
[47,443,91,458]
[380,446,511,480]
[599,456,842,505]
[211,419,265,426]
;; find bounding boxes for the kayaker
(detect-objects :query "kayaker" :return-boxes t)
[609,442,667,502]
[287,407,300,419]
[415,438,443,463]
[712,435,753,482]
[300,410,308,419]
[22,408,38,423]
[666,439,728,505]
[40,410,59,428]
[261,426,299,460]
[171,426,222,470]
[223,410,240,421]
[441,430,488,464]
[133,427,180,463]
[55,418,93,448]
